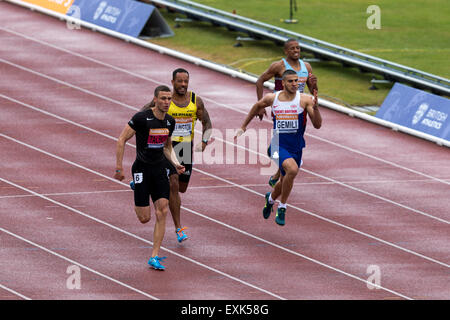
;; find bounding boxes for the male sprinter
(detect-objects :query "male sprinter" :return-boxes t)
[235,70,322,226]
[114,85,185,270]
[255,38,318,188]
[139,68,212,243]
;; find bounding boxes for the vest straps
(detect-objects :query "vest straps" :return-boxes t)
[191,92,196,104]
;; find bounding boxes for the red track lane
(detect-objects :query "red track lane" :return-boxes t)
[0,110,403,300]
[1,2,449,300]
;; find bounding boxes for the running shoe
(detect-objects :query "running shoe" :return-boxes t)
[275,207,286,226]
[176,227,188,243]
[130,180,135,190]
[262,192,274,219]
[268,176,279,188]
[148,256,166,270]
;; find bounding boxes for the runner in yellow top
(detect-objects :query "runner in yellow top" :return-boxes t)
[138,68,212,243]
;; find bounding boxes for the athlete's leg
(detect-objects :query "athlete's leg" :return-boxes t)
[271,158,298,202]
[134,206,151,224]
[279,158,299,204]
[168,173,182,229]
[179,181,189,193]
[175,174,190,242]
[151,198,169,258]
[272,169,281,181]
[271,175,283,200]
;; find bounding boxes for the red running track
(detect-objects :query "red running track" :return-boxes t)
[0,2,449,300]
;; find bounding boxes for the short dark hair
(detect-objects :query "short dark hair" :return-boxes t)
[284,38,299,49]
[154,85,171,97]
[282,69,297,79]
[172,68,189,80]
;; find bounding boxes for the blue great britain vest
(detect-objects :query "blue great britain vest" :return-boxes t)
[274,59,309,93]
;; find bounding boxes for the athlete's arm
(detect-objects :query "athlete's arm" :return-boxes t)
[234,93,275,139]
[303,90,322,129]
[195,96,212,152]
[255,61,282,120]
[164,137,185,175]
[140,101,154,112]
[304,62,318,94]
[256,62,280,100]
[114,124,136,181]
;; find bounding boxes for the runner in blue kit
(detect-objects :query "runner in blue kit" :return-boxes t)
[255,38,318,188]
[235,70,322,226]
[114,85,185,270]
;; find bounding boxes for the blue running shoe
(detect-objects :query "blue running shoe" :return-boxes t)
[176,227,188,243]
[268,176,278,188]
[148,256,166,270]
[130,180,135,190]
[275,207,286,226]
[262,192,274,219]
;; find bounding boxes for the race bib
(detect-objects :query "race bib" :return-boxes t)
[173,117,193,137]
[133,173,143,184]
[147,128,169,148]
[275,114,299,133]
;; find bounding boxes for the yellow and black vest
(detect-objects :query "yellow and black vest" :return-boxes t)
[168,91,198,143]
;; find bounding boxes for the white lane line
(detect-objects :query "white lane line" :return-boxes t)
[0,176,286,300]
[1,79,447,226]
[0,58,137,112]
[0,283,31,300]
[0,227,157,300]
[1,26,448,186]
[0,139,412,300]
[0,189,130,200]
[197,128,450,225]
[2,95,449,266]
[195,168,450,270]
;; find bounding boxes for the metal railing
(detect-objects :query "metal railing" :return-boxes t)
[146,0,450,96]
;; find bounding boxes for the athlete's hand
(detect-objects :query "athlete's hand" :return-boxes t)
[176,164,185,175]
[256,109,267,121]
[233,127,246,140]
[114,169,125,181]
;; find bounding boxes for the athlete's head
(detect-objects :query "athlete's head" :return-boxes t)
[282,69,299,93]
[172,68,189,96]
[153,85,172,113]
[284,38,301,60]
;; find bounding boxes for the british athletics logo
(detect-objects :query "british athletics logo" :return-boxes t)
[68,0,155,37]
[376,83,450,141]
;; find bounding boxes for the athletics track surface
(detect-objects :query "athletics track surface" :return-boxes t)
[0,2,449,301]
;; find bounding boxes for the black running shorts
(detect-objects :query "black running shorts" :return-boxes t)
[131,160,170,206]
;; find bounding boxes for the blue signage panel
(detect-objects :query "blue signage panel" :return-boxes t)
[69,0,155,37]
[376,83,450,141]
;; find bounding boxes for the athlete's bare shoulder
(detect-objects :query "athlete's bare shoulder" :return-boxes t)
[271,59,286,77]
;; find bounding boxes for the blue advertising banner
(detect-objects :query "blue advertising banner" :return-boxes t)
[376,83,450,141]
[68,0,155,37]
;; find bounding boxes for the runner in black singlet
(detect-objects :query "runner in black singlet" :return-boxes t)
[114,85,185,270]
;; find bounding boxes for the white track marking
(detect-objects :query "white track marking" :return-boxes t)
[1,96,449,264]
[0,71,447,225]
[0,142,412,300]
[0,227,158,299]
[0,283,31,300]
[0,176,286,300]
[1,26,448,185]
